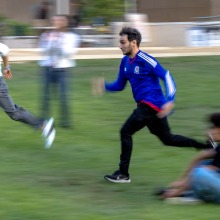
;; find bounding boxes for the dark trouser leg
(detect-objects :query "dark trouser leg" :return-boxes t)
[119,104,207,175]
[120,105,153,175]
[0,77,41,128]
[147,115,207,149]
[58,68,71,127]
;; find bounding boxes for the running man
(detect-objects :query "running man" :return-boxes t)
[93,27,211,183]
[0,42,55,148]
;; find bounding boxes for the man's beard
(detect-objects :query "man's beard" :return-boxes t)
[124,48,132,56]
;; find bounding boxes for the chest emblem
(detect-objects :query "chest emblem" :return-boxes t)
[134,66,140,74]
[124,67,127,72]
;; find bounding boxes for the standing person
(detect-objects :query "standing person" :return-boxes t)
[38,14,80,128]
[93,27,211,183]
[0,42,55,148]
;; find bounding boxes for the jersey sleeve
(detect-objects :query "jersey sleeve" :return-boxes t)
[153,62,176,102]
[105,59,127,92]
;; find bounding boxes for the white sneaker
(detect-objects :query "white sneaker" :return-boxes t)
[45,128,56,149]
[42,118,54,137]
[42,118,55,149]
[165,197,203,205]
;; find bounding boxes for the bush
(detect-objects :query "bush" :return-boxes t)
[0,16,34,36]
[7,20,33,36]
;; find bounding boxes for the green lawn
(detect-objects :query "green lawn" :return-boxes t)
[0,56,220,219]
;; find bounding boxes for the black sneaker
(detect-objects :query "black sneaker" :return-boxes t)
[154,187,170,197]
[104,170,131,183]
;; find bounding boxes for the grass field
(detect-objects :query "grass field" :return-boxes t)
[0,56,220,219]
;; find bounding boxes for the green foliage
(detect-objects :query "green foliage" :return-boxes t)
[80,0,125,25]
[0,15,33,36]
[0,14,6,22]
[0,57,220,219]
[6,20,33,36]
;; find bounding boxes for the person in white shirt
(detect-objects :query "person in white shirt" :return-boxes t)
[0,43,55,148]
[38,14,80,128]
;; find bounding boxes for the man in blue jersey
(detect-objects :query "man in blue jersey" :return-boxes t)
[94,27,210,183]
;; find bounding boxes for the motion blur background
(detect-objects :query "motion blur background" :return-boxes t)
[0,0,220,49]
[0,1,220,219]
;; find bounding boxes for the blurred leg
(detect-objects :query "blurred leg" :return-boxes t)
[191,166,220,203]
[119,105,155,175]
[0,77,41,127]
[148,114,207,149]
[58,68,71,127]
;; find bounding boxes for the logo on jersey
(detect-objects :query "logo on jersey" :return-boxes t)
[124,67,127,72]
[134,66,139,74]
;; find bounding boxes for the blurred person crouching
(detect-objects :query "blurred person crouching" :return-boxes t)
[38,15,80,128]
[155,112,220,204]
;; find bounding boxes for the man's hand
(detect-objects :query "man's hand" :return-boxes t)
[160,178,189,199]
[157,101,174,118]
[169,178,188,189]
[3,68,12,80]
[92,77,105,96]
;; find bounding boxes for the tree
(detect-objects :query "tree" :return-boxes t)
[80,0,125,25]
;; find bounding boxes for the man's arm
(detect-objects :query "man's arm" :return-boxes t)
[2,55,12,80]
[154,65,176,118]
[153,61,176,100]
[178,149,216,180]
[157,101,174,118]
[157,71,176,118]
[162,149,216,198]
[104,72,127,92]
[168,150,216,190]
[104,60,127,92]
[38,32,54,54]
[2,55,9,67]
[92,60,127,96]
[92,71,127,96]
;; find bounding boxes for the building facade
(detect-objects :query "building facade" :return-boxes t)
[0,0,78,24]
[0,0,220,24]
[137,0,220,22]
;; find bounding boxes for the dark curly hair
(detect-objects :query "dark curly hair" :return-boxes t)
[119,27,142,47]
[209,112,220,127]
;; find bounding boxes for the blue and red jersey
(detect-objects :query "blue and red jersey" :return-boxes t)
[105,50,176,111]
